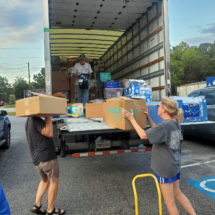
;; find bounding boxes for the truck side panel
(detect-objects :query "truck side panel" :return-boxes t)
[101,1,169,100]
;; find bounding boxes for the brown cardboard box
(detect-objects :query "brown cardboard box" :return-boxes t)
[103,97,146,130]
[16,94,67,117]
[52,71,70,91]
[86,102,103,118]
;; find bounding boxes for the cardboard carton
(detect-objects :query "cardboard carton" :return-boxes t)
[52,71,70,91]
[86,102,103,118]
[16,94,67,117]
[103,97,146,130]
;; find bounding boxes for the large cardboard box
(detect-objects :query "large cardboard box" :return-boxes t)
[86,102,103,118]
[103,97,146,130]
[52,71,70,91]
[16,94,67,117]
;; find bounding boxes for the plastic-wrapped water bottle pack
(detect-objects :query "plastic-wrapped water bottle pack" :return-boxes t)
[124,79,152,102]
[171,96,205,118]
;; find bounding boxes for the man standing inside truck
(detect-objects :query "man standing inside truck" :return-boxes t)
[25,115,66,215]
[71,54,93,107]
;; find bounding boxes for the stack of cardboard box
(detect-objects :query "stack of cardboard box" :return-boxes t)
[86,97,147,130]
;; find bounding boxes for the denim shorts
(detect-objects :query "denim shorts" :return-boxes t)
[154,172,180,183]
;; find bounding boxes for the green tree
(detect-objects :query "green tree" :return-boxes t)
[31,68,45,89]
[0,76,14,103]
[13,77,29,99]
[170,41,215,95]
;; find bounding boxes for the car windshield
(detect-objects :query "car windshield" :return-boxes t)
[188,91,200,97]
[202,90,215,105]
[188,89,215,105]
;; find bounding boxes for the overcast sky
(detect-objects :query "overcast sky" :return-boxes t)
[0,0,214,84]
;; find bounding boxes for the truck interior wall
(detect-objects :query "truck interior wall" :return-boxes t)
[101,2,165,101]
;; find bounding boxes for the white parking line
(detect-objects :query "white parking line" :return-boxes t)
[181,160,215,168]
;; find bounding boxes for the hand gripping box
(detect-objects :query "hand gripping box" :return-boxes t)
[16,94,67,117]
[103,97,146,130]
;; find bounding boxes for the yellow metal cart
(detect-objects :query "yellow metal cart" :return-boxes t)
[132,174,163,215]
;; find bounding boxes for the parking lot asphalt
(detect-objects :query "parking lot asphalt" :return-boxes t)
[1,116,215,215]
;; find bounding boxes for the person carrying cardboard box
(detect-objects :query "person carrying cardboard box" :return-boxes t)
[25,115,66,215]
[122,97,196,215]
[70,54,93,107]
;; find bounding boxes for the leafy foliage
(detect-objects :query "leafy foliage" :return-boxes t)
[170,42,215,95]
[31,68,45,90]
[0,76,14,102]
[13,77,29,99]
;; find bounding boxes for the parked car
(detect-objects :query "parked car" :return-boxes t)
[0,110,11,149]
[181,86,215,141]
[0,100,5,106]
[187,86,215,121]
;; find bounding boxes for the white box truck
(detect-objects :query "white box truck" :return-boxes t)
[43,0,172,157]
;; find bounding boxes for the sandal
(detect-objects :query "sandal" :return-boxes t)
[31,204,46,215]
[46,208,66,215]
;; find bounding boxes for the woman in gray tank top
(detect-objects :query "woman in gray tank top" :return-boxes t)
[123,97,196,215]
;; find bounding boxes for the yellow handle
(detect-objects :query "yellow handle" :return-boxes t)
[132,174,162,215]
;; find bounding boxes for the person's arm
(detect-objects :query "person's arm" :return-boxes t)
[147,116,156,128]
[122,109,148,140]
[71,64,79,78]
[143,106,156,128]
[40,115,53,137]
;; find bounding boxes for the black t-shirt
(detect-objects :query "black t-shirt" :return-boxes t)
[25,117,57,166]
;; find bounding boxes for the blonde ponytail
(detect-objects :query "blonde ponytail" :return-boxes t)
[161,97,184,123]
[176,108,184,123]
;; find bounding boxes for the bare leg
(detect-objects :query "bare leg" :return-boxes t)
[33,178,50,212]
[47,177,65,214]
[173,180,196,215]
[160,183,179,215]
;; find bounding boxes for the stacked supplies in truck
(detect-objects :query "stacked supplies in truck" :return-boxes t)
[103,81,123,98]
[122,79,152,102]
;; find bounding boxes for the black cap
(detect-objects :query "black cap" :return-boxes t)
[80,54,86,60]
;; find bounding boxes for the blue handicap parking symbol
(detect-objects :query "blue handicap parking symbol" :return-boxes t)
[187,176,215,200]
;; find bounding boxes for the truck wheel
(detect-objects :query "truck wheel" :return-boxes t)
[2,129,10,149]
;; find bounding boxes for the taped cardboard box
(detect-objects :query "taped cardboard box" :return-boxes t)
[86,102,103,118]
[16,94,67,117]
[103,97,146,130]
